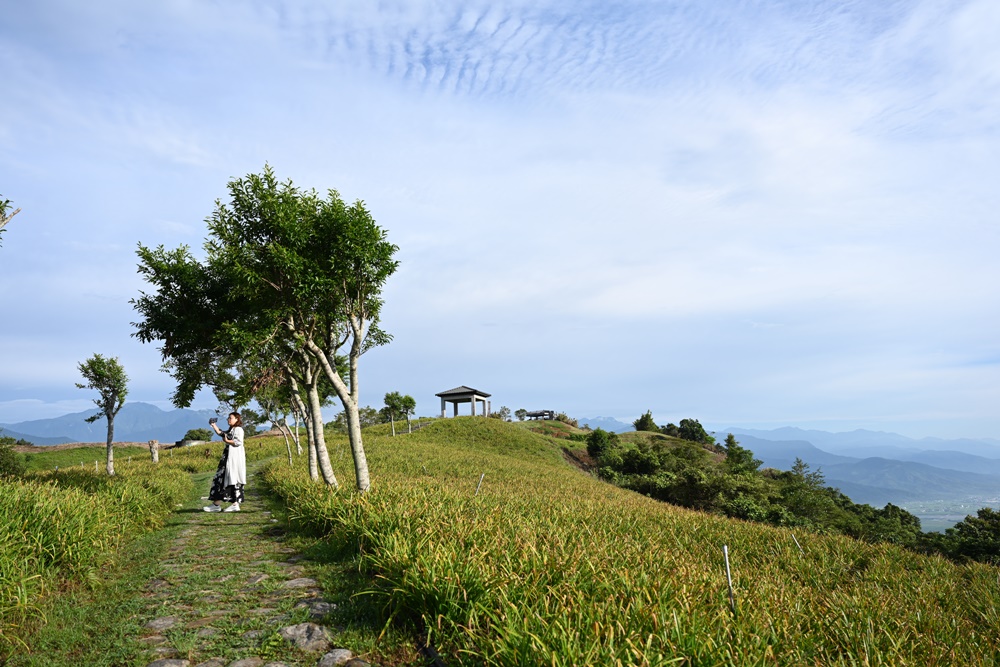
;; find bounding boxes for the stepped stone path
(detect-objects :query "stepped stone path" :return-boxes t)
[136,468,370,667]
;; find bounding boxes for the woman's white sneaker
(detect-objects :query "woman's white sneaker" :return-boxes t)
[223,503,241,512]
[203,505,221,512]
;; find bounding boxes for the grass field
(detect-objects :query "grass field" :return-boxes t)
[262,417,1000,666]
[8,420,1000,665]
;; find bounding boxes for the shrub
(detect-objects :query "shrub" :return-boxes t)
[0,444,25,479]
[183,428,214,441]
[555,412,578,427]
[586,428,617,459]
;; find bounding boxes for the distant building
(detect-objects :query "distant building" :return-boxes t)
[525,410,555,420]
[435,386,491,418]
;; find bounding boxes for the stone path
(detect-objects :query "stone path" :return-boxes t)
[135,468,371,667]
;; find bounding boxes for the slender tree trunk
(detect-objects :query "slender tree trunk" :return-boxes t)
[105,418,115,476]
[406,414,411,434]
[342,394,370,492]
[289,411,303,455]
[390,413,396,437]
[303,336,369,492]
[288,373,317,480]
[307,380,338,488]
[277,421,293,466]
[294,392,318,481]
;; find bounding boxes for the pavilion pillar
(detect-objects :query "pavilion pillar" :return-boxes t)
[440,397,446,418]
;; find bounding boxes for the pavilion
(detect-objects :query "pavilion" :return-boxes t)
[435,385,491,418]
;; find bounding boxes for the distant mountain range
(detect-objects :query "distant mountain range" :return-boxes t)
[723,427,1000,506]
[0,402,218,445]
[577,416,633,433]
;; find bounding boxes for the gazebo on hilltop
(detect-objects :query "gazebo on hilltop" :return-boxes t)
[436,385,491,418]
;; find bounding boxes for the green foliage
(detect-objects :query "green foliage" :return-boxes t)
[554,412,577,427]
[0,464,191,653]
[677,418,715,444]
[259,418,1000,666]
[632,410,657,432]
[0,442,25,479]
[490,406,512,421]
[329,406,380,432]
[75,354,129,427]
[183,428,214,442]
[585,428,617,459]
[514,408,527,421]
[939,508,1000,565]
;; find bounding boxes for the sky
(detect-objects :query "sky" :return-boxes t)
[1,0,998,440]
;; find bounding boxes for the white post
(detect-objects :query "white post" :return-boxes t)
[723,545,735,615]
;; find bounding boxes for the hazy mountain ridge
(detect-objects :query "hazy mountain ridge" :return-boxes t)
[577,416,633,433]
[724,426,1000,507]
[0,402,218,444]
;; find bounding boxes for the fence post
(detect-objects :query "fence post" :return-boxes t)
[723,545,735,616]
[149,440,159,463]
[791,532,804,556]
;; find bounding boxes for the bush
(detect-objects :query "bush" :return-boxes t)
[0,444,25,479]
[555,412,578,427]
[183,428,214,441]
[586,428,618,459]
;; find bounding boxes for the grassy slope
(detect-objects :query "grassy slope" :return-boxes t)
[262,417,1000,667]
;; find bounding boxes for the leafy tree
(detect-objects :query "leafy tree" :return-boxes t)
[400,394,416,432]
[660,423,680,437]
[491,406,512,422]
[75,354,128,476]
[383,391,406,436]
[943,508,1000,565]
[678,418,715,444]
[133,165,398,492]
[633,410,657,432]
[722,433,762,475]
[0,195,21,247]
[183,428,214,441]
[515,408,527,422]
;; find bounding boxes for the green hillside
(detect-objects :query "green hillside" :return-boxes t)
[262,417,1000,666]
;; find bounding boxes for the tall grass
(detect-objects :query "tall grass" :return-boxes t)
[0,462,192,654]
[261,417,1000,666]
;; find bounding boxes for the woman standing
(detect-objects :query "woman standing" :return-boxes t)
[203,412,246,512]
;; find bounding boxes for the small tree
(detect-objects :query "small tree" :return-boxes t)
[633,410,657,432]
[400,394,416,433]
[515,408,527,422]
[722,433,762,475]
[76,354,129,476]
[492,406,512,421]
[383,391,405,436]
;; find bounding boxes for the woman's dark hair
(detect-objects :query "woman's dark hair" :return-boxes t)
[229,412,243,427]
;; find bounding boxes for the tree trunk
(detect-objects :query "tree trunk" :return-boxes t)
[106,418,115,476]
[303,337,369,492]
[288,373,317,480]
[342,394,370,492]
[148,440,159,463]
[390,414,396,437]
[406,415,411,434]
[277,422,293,466]
[307,380,338,488]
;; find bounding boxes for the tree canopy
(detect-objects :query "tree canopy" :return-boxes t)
[133,165,398,491]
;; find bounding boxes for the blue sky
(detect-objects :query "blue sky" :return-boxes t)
[1,1,998,439]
